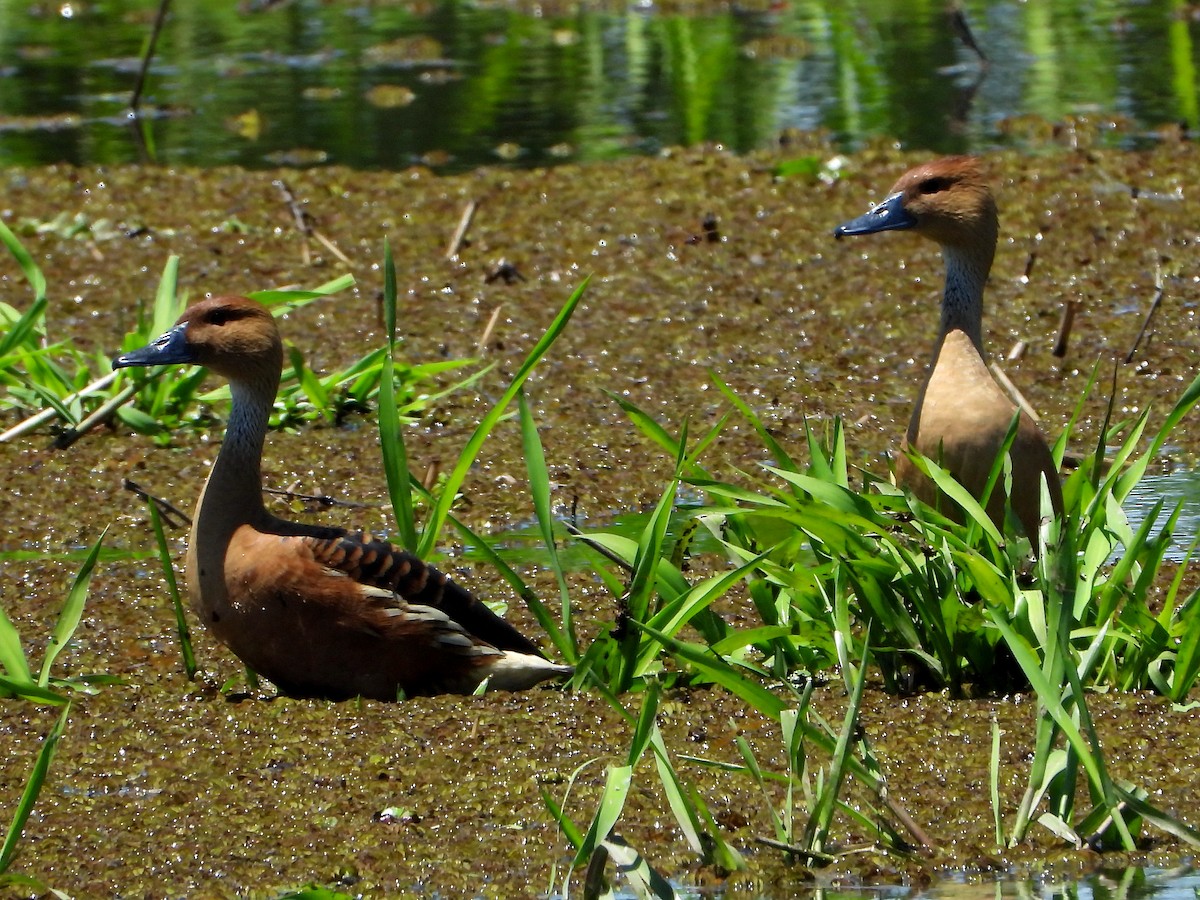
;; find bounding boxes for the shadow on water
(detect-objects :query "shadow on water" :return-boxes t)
[0,0,1197,172]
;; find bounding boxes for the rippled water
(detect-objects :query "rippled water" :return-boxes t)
[0,0,1197,172]
[1126,470,1200,562]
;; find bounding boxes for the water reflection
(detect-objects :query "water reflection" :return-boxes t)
[601,866,1200,899]
[0,0,1196,172]
[916,866,1200,900]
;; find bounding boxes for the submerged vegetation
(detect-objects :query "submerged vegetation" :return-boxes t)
[0,141,1198,896]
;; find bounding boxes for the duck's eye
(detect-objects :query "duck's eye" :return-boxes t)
[206,307,243,326]
[918,177,953,195]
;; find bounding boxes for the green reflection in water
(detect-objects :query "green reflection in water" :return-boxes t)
[0,0,1197,170]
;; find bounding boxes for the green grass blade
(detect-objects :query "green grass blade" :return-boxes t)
[990,718,1003,847]
[710,369,799,472]
[249,273,355,306]
[38,527,107,687]
[1138,369,1200,470]
[146,502,195,678]
[0,603,33,686]
[603,390,686,460]
[573,764,633,868]
[0,674,65,705]
[0,297,47,360]
[802,635,870,853]
[987,609,1130,844]
[627,681,662,767]
[635,621,788,718]
[1113,784,1200,847]
[518,389,577,657]
[378,239,417,551]
[596,835,676,899]
[149,255,181,337]
[0,216,47,303]
[540,785,585,853]
[417,278,588,559]
[443,512,567,656]
[0,702,70,875]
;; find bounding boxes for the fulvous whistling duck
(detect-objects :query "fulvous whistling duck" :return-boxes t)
[834,156,1063,542]
[113,296,572,700]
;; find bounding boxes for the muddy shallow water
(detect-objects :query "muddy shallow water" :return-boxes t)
[1,141,1199,895]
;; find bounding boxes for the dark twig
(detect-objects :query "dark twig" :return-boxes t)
[754,836,839,864]
[563,521,634,573]
[131,0,172,112]
[1053,299,1079,358]
[123,478,191,529]
[1125,262,1165,363]
[1023,250,1037,281]
[273,179,350,266]
[262,485,378,509]
[52,382,138,449]
[948,3,989,66]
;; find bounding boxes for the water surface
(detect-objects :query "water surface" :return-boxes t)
[0,0,1196,172]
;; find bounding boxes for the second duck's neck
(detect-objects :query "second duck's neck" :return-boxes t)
[937,243,991,354]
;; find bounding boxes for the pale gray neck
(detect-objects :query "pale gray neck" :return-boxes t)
[939,244,989,353]
[194,376,274,533]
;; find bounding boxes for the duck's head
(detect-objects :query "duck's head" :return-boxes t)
[113,295,283,381]
[834,156,997,251]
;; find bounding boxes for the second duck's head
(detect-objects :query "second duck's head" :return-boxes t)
[113,295,284,382]
[834,156,998,252]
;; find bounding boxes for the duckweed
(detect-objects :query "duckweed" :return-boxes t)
[1,143,1198,894]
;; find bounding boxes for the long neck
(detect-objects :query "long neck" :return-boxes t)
[193,372,277,536]
[937,241,992,354]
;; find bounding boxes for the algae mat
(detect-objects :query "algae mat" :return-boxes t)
[1,143,1198,895]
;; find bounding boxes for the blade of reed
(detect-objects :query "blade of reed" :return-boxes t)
[443,511,566,655]
[145,501,195,678]
[572,764,633,868]
[802,634,870,854]
[148,255,180,337]
[0,703,70,875]
[0,217,47,303]
[990,718,1003,847]
[38,527,107,687]
[518,389,577,659]
[596,835,676,899]
[378,239,417,551]
[0,604,33,685]
[417,277,588,559]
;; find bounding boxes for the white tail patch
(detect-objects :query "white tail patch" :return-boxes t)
[480,653,573,692]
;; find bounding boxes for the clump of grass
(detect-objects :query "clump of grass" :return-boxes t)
[0,532,112,891]
[0,530,109,703]
[376,237,586,648]
[0,704,71,891]
[0,218,477,447]
[542,681,744,898]
[555,360,1200,860]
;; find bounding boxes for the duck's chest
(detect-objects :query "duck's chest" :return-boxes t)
[909,335,1018,455]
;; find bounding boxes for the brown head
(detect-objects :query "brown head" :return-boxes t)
[113,295,284,384]
[834,156,998,255]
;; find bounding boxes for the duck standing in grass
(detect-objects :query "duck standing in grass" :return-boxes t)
[114,295,572,699]
[834,157,1063,542]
